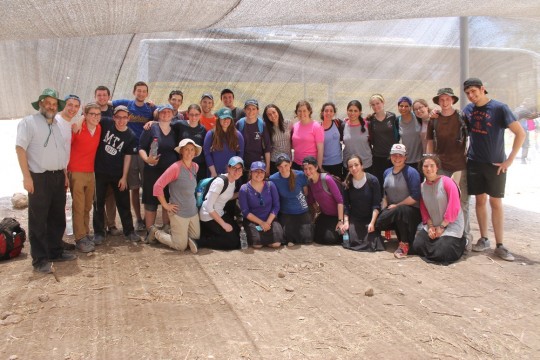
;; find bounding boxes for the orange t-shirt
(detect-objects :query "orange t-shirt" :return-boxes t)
[200,115,217,131]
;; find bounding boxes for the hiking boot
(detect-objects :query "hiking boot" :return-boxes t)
[62,240,76,251]
[188,238,198,254]
[33,261,53,274]
[472,237,490,252]
[394,242,409,259]
[107,226,122,236]
[136,220,146,231]
[92,233,105,245]
[49,251,77,262]
[494,245,515,262]
[126,232,141,242]
[144,226,158,244]
[76,236,96,253]
[161,223,171,234]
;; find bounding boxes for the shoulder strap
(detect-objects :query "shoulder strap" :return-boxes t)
[217,174,229,195]
[237,118,245,132]
[257,118,264,134]
[320,173,331,195]
[333,119,344,141]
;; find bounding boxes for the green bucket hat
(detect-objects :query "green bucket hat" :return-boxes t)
[31,88,65,111]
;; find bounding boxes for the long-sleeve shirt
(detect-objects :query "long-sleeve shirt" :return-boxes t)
[420,175,464,238]
[343,173,381,221]
[203,130,245,175]
[238,181,280,220]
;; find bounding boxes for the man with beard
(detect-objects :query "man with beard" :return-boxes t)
[16,88,77,273]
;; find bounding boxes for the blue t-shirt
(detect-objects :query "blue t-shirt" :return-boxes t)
[112,99,156,140]
[323,121,342,166]
[269,170,309,215]
[462,99,517,164]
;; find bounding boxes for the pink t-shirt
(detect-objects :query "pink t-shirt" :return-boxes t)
[291,121,324,165]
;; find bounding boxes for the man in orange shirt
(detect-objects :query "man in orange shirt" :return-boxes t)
[200,93,217,131]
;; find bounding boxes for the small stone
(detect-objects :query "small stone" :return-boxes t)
[38,294,49,303]
[86,274,94,278]
[287,242,294,247]
[298,316,305,321]
[11,193,28,209]
[1,311,14,320]
[278,272,286,278]
[1,314,22,325]
[87,252,94,257]
[9,355,18,360]
[365,288,374,297]
[473,307,483,313]
[520,262,527,266]
[417,280,422,284]
[219,300,226,305]
[285,286,295,292]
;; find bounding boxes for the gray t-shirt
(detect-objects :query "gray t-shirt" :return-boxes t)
[398,115,423,164]
[343,121,372,168]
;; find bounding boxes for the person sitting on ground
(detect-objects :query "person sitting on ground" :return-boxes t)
[269,153,313,244]
[198,156,244,250]
[375,144,422,259]
[342,154,384,252]
[303,156,345,245]
[238,161,283,249]
[413,155,465,264]
[147,139,201,253]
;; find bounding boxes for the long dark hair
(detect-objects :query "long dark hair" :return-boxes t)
[211,117,240,152]
[347,100,366,133]
[343,154,363,190]
[263,104,285,141]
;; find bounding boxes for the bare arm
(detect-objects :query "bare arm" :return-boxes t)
[495,121,526,175]
[16,146,33,194]
[316,142,324,168]
[119,155,131,191]
[426,140,434,154]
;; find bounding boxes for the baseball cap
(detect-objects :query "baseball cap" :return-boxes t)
[390,143,407,156]
[157,104,174,113]
[201,93,214,101]
[250,161,266,172]
[302,156,318,167]
[275,153,291,166]
[228,156,244,168]
[216,107,233,120]
[463,78,488,94]
[244,99,259,109]
[113,105,130,115]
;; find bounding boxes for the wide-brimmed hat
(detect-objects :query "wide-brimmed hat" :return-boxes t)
[390,143,407,156]
[32,88,65,111]
[174,138,202,156]
[433,88,459,105]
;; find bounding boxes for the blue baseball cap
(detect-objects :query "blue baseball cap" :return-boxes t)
[216,107,233,120]
[250,161,266,172]
[228,156,244,168]
[158,104,174,113]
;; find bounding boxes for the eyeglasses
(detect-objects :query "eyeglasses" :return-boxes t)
[86,112,101,117]
[232,166,243,172]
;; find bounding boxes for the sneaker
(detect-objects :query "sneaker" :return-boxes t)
[188,238,198,254]
[76,236,95,253]
[136,220,146,231]
[144,226,158,244]
[62,240,76,251]
[472,237,491,252]
[33,261,53,274]
[161,224,171,234]
[49,250,77,262]
[107,226,122,236]
[92,233,105,245]
[394,242,409,259]
[494,245,515,262]
[126,232,141,242]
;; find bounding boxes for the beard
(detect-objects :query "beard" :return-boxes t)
[39,107,56,120]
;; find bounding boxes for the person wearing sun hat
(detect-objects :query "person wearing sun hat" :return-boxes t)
[426,87,472,250]
[147,138,202,253]
[375,143,422,259]
[16,88,76,273]
[238,161,283,249]
[462,77,525,261]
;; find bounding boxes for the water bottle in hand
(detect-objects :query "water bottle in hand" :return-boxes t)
[342,230,350,248]
[149,137,159,166]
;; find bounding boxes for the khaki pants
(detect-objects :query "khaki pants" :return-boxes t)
[69,172,95,240]
[155,213,200,251]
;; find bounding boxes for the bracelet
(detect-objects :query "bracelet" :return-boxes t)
[440,224,447,229]
[338,219,344,223]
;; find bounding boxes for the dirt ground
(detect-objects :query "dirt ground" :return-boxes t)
[1,159,540,359]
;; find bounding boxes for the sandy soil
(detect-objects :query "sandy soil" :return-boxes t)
[1,120,539,359]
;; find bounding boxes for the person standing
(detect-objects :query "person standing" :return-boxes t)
[200,93,217,131]
[462,78,525,261]
[16,88,77,273]
[396,96,423,173]
[220,88,245,122]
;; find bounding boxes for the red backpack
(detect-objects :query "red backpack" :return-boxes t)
[0,218,26,260]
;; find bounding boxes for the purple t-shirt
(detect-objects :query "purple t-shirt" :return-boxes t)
[239,181,280,220]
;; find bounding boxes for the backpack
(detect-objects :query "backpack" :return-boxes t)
[320,173,345,199]
[432,110,469,152]
[237,117,266,150]
[367,112,400,147]
[0,218,26,260]
[195,174,229,208]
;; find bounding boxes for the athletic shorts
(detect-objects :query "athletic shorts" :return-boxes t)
[128,156,145,190]
[467,160,506,198]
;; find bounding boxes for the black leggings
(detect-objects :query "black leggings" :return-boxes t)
[199,213,240,250]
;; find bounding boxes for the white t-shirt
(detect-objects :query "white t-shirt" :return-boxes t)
[199,175,236,222]
[54,113,73,166]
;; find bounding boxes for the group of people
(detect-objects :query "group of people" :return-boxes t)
[16,77,526,274]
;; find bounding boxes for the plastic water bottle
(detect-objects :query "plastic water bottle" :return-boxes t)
[65,191,73,235]
[240,227,248,250]
[195,186,203,206]
[149,137,158,166]
[342,230,350,248]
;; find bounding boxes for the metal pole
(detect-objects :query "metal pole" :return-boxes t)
[459,16,469,109]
